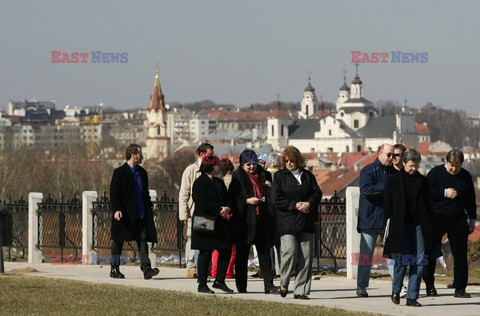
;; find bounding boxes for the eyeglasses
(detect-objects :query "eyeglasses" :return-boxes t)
[393,153,401,158]
[285,159,296,164]
[385,153,394,158]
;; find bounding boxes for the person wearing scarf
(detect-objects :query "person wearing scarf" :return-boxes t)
[229,149,279,294]
[384,149,435,307]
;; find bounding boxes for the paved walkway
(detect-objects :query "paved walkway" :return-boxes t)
[2,262,480,315]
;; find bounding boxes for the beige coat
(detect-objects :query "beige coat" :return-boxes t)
[178,161,201,221]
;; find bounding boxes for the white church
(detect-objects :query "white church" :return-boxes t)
[267,72,418,153]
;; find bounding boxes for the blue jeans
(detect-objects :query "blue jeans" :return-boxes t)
[392,225,425,300]
[357,229,381,289]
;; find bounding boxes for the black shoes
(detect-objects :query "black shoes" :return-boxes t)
[280,286,288,298]
[265,284,280,294]
[212,281,234,293]
[198,285,215,294]
[356,287,368,297]
[406,299,422,307]
[426,284,438,296]
[391,292,400,304]
[143,267,159,280]
[110,267,125,279]
[454,289,471,298]
[294,294,310,300]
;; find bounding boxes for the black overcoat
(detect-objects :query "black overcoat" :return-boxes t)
[228,166,275,246]
[271,168,323,236]
[191,173,230,250]
[110,163,157,243]
[383,170,437,258]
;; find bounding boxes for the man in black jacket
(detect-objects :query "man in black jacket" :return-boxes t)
[110,144,159,280]
[423,149,477,298]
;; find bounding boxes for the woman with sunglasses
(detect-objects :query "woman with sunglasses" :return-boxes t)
[228,149,279,294]
[271,146,323,299]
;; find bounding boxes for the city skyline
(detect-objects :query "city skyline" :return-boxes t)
[1,1,479,113]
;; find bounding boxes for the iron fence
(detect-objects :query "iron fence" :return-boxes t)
[37,194,82,259]
[91,191,184,267]
[1,191,347,270]
[0,196,29,261]
[314,192,347,271]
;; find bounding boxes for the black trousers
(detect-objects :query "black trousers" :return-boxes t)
[111,219,151,272]
[235,240,274,292]
[197,248,231,287]
[423,215,469,290]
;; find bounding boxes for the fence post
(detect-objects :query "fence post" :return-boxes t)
[346,186,360,279]
[28,192,43,263]
[148,189,157,268]
[82,191,98,265]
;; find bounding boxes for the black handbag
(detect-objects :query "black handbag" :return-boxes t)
[192,214,216,232]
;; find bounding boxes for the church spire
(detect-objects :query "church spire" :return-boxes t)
[149,65,165,112]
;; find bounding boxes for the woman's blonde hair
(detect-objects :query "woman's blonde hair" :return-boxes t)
[279,146,306,169]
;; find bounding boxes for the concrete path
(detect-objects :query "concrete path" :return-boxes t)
[2,262,480,315]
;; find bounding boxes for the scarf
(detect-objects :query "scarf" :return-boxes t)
[246,171,266,219]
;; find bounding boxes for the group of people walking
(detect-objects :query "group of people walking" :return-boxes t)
[181,144,322,298]
[107,142,476,306]
[357,144,477,307]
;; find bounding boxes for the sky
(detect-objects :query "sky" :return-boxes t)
[1,0,479,113]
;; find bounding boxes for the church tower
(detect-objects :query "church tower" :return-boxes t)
[336,72,350,111]
[146,67,170,161]
[300,77,317,118]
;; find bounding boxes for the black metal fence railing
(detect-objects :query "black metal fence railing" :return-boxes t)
[314,192,347,272]
[92,191,184,267]
[151,191,184,267]
[91,192,138,261]
[1,191,348,271]
[0,196,29,261]
[37,194,82,260]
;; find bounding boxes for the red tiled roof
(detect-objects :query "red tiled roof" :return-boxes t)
[417,142,432,155]
[314,168,361,197]
[416,123,430,135]
[338,151,373,168]
[358,153,377,167]
[310,110,330,119]
[302,152,317,160]
[196,109,290,121]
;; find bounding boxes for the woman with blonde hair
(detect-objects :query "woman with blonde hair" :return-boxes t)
[271,146,322,299]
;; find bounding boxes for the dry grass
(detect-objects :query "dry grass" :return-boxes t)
[0,274,378,316]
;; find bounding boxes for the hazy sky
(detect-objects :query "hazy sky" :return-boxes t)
[1,1,479,113]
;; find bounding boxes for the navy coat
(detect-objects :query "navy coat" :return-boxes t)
[357,159,396,233]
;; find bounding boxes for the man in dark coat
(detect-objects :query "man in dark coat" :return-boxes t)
[110,144,159,280]
[356,143,396,297]
[422,149,477,298]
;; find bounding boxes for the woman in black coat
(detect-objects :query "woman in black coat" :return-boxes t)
[384,149,434,307]
[191,154,232,294]
[228,149,279,294]
[271,146,322,300]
